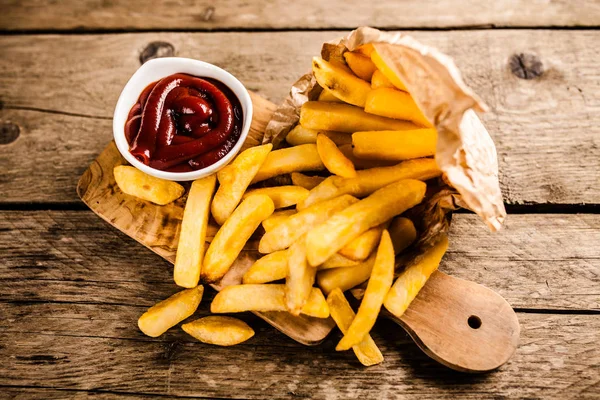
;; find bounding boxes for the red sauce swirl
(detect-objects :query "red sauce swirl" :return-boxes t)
[125,73,243,172]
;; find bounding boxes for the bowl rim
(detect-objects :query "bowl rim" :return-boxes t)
[113,57,253,181]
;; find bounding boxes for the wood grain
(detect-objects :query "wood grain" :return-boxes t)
[1,0,599,31]
[1,30,600,205]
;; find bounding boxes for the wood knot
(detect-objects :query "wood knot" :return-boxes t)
[509,53,544,80]
[201,6,215,21]
[0,122,20,144]
[140,41,175,65]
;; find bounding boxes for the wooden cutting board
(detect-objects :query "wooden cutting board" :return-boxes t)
[77,92,519,372]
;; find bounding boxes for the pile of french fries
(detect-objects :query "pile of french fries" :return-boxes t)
[115,43,451,364]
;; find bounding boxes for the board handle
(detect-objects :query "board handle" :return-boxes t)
[386,271,520,373]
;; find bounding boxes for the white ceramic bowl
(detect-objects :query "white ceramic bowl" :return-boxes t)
[113,57,253,181]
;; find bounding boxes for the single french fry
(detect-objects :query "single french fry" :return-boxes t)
[243,186,308,209]
[114,165,184,205]
[318,88,344,103]
[174,174,217,288]
[297,158,440,210]
[286,125,351,147]
[285,236,317,315]
[291,173,326,190]
[371,70,394,89]
[344,52,378,82]
[365,88,431,127]
[242,250,289,284]
[203,195,274,282]
[371,49,408,92]
[339,222,389,261]
[211,284,329,318]
[138,286,204,337]
[312,57,371,107]
[300,101,418,133]
[352,129,437,161]
[316,134,357,178]
[252,144,325,184]
[182,316,254,346]
[384,234,449,318]
[327,288,384,366]
[262,209,296,232]
[389,217,417,254]
[354,43,375,57]
[337,230,394,350]
[338,144,397,170]
[306,180,426,266]
[319,253,361,270]
[317,254,376,295]
[259,194,359,254]
[211,144,273,225]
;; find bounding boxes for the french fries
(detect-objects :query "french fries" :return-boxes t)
[262,209,296,232]
[316,134,357,178]
[327,288,383,366]
[371,49,407,92]
[182,316,255,346]
[252,144,325,184]
[344,52,378,82]
[352,129,437,161]
[389,217,417,254]
[243,186,309,209]
[354,44,375,57]
[338,144,397,170]
[305,179,426,266]
[174,174,217,288]
[317,254,375,295]
[384,234,449,318]
[339,222,389,261]
[285,236,317,315]
[365,88,431,127]
[114,165,184,205]
[298,158,440,210]
[336,230,394,350]
[291,172,326,190]
[203,195,275,282]
[318,88,344,103]
[320,253,361,270]
[370,70,394,89]
[259,194,359,254]
[312,57,371,107]
[286,125,351,147]
[243,250,289,284]
[211,284,329,318]
[138,286,204,337]
[211,144,273,225]
[300,101,418,133]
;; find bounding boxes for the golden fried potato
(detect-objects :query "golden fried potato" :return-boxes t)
[316,134,357,178]
[211,144,273,225]
[290,173,326,190]
[389,217,417,254]
[182,316,254,346]
[243,186,308,209]
[285,236,317,315]
[317,254,375,295]
[252,144,325,184]
[337,144,397,170]
[138,286,204,337]
[114,165,184,205]
[344,52,377,81]
[242,250,289,284]
[318,87,344,103]
[305,180,426,266]
[312,57,371,107]
[365,88,431,127]
[319,253,361,270]
[297,158,440,210]
[174,174,217,288]
[286,125,351,147]
[327,288,384,366]
[211,284,329,318]
[354,43,375,57]
[339,222,389,261]
[262,209,296,232]
[300,101,417,133]
[352,129,437,161]
[371,49,407,92]
[370,70,394,89]
[384,234,448,318]
[203,195,274,282]
[259,194,359,254]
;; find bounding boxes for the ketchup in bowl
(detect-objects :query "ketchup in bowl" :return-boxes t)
[125,73,243,173]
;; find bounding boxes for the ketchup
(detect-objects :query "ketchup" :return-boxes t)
[125,73,243,172]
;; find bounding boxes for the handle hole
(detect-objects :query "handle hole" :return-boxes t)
[468,315,482,329]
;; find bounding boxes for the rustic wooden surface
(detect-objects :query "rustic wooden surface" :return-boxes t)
[1,1,599,398]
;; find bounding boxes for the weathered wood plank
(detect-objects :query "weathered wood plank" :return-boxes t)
[1,211,598,311]
[0,313,598,399]
[1,30,599,204]
[0,388,166,399]
[2,0,599,31]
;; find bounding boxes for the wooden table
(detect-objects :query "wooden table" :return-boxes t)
[1,1,599,398]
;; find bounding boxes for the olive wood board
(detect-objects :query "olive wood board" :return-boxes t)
[77,92,519,373]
